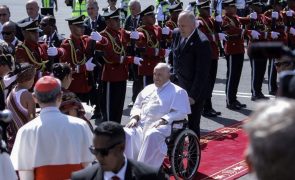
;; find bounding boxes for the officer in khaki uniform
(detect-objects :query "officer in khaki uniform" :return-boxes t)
[60,15,108,103]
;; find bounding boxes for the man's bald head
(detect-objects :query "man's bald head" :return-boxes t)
[26,0,39,19]
[2,21,16,43]
[178,10,196,38]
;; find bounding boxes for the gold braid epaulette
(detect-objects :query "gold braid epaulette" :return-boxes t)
[20,44,48,71]
[138,26,159,48]
[101,30,126,64]
[68,39,86,65]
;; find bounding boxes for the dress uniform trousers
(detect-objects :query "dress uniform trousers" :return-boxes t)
[131,64,143,103]
[204,59,218,110]
[100,81,126,124]
[268,58,278,94]
[226,53,244,105]
[250,57,267,96]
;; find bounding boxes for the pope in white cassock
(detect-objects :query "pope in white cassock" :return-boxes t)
[124,63,191,170]
[10,76,94,180]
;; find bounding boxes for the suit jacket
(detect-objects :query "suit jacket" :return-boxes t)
[170,28,212,103]
[124,15,142,31]
[71,159,168,180]
[16,14,44,41]
[39,32,65,48]
[84,15,107,35]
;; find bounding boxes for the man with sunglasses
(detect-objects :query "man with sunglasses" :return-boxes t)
[72,121,168,180]
[0,5,11,40]
[1,21,20,56]
[10,76,94,180]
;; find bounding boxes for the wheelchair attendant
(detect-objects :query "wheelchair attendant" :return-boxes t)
[124,63,191,170]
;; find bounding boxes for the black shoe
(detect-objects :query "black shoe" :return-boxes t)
[127,102,134,107]
[202,109,217,117]
[251,94,270,101]
[227,102,241,110]
[269,91,276,96]
[235,100,247,108]
[211,108,221,116]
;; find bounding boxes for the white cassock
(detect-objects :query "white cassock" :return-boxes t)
[0,151,18,180]
[10,107,94,180]
[124,81,191,169]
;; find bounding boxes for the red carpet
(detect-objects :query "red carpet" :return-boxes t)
[169,121,249,180]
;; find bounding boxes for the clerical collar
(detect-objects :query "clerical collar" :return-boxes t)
[156,80,170,92]
[104,156,127,180]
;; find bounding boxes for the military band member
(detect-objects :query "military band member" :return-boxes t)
[165,2,183,30]
[100,9,142,123]
[221,0,247,110]
[196,0,223,117]
[283,0,295,50]
[244,1,271,101]
[15,20,62,78]
[60,15,108,103]
[264,0,286,95]
[135,5,171,88]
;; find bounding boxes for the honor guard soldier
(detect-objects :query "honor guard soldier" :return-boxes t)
[283,0,295,50]
[221,0,247,110]
[196,0,223,117]
[264,0,286,95]
[60,15,108,103]
[135,5,171,88]
[15,20,63,78]
[243,1,271,101]
[100,9,143,123]
[165,2,183,30]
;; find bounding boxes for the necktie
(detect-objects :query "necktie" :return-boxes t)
[92,21,97,30]
[112,176,120,180]
[180,38,187,51]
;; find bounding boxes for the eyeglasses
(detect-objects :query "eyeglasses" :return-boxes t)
[0,14,7,17]
[1,31,13,35]
[89,142,122,156]
[274,61,292,67]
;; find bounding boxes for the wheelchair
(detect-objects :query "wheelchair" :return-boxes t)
[163,120,201,180]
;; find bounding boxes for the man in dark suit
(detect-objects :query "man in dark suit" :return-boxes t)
[16,0,44,41]
[170,10,212,137]
[84,0,106,35]
[71,121,168,180]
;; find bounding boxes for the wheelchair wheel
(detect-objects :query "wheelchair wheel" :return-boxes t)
[170,129,201,180]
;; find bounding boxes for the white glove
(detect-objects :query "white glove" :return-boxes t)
[290,27,295,36]
[250,12,257,19]
[133,56,143,65]
[286,10,294,17]
[85,57,96,71]
[157,14,165,21]
[165,49,171,57]
[3,74,17,87]
[271,11,279,19]
[162,26,170,35]
[90,31,102,41]
[218,33,227,41]
[271,31,280,39]
[251,30,261,39]
[130,31,139,40]
[215,15,223,23]
[195,20,203,28]
[47,47,58,56]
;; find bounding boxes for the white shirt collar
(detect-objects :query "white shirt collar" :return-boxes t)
[182,29,195,42]
[11,37,18,46]
[156,80,170,92]
[104,156,128,180]
[30,14,40,22]
[40,106,60,114]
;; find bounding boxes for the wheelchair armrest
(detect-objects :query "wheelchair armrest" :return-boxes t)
[171,119,188,131]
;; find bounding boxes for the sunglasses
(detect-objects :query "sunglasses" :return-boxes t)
[89,141,122,156]
[274,61,293,67]
[1,31,13,35]
[0,14,7,17]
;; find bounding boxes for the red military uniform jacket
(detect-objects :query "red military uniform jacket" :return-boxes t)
[136,25,169,76]
[282,7,295,49]
[15,40,62,71]
[60,35,108,93]
[222,13,245,55]
[264,10,287,44]
[197,16,219,60]
[165,19,178,30]
[100,27,135,82]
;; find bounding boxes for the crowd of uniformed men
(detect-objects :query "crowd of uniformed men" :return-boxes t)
[1,0,295,124]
